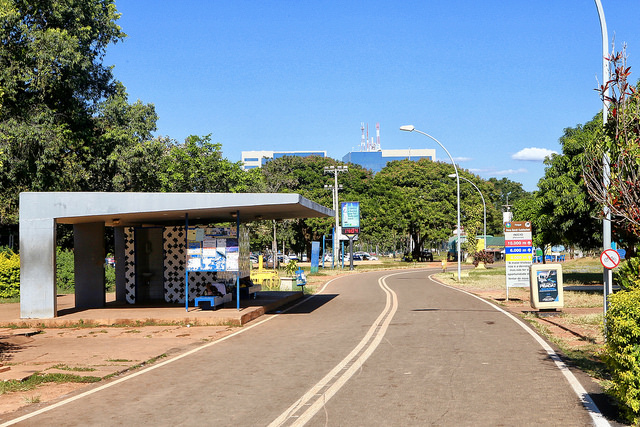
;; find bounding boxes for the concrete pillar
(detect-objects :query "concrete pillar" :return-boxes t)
[73,222,106,309]
[20,218,57,318]
[114,226,127,302]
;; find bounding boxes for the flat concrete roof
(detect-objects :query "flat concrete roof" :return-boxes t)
[19,192,333,226]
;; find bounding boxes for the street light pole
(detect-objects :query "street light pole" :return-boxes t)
[401,125,462,281]
[594,0,613,317]
[449,174,486,251]
[324,165,348,268]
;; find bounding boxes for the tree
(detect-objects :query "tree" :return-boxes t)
[0,0,127,224]
[368,159,458,258]
[486,177,529,212]
[533,117,604,253]
[259,155,373,256]
[584,49,640,233]
[158,134,261,193]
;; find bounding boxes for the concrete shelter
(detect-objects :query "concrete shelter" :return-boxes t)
[19,192,333,319]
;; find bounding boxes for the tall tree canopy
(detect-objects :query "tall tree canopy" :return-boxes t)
[0,0,131,224]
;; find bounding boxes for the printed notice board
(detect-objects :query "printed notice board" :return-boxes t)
[186,227,239,272]
[529,263,564,309]
[504,221,533,287]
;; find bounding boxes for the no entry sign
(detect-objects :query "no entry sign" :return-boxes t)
[600,249,621,270]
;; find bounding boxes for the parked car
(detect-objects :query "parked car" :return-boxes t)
[265,254,290,268]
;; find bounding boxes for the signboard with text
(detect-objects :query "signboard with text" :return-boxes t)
[504,221,533,287]
[341,202,360,235]
[186,227,239,272]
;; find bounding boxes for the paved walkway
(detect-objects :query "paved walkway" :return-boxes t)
[0,291,302,328]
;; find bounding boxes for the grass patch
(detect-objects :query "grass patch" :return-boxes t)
[50,364,96,372]
[106,359,132,363]
[0,297,20,304]
[564,291,603,308]
[23,395,41,404]
[0,373,101,395]
[564,271,602,285]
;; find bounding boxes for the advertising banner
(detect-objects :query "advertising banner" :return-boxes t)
[529,263,564,309]
[504,221,533,287]
[341,202,360,234]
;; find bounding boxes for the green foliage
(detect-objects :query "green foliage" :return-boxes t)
[284,259,298,276]
[158,134,260,193]
[615,257,640,291]
[0,0,155,224]
[105,264,115,292]
[486,177,529,212]
[533,116,603,251]
[604,288,640,424]
[56,248,75,293]
[0,249,19,298]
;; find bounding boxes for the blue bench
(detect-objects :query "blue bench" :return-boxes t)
[194,294,231,310]
[295,268,307,293]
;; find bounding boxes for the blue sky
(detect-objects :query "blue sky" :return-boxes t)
[105,1,640,191]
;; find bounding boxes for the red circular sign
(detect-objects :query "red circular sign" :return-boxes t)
[600,249,621,269]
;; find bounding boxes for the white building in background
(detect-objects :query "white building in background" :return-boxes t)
[241,150,327,171]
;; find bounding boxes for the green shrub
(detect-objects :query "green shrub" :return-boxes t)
[56,248,75,293]
[0,250,20,298]
[614,257,640,291]
[604,288,640,423]
[105,265,115,292]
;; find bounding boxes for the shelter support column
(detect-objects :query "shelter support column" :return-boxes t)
[74,222,106,309]
[20,217,57,318]
[114,226,127,302]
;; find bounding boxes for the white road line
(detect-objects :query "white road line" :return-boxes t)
[431,274,611,427]
[268,272,401,427]
[0,277,343,427]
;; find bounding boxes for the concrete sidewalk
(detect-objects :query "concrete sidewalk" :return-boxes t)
[0,291,303,328]
[0,291,303,383]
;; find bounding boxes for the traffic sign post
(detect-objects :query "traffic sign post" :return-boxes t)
[600,248,620,326]
[600,248,620,269]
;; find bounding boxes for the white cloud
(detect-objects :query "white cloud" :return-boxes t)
[492,168,528,175]
[468,167,528,177]
[512,147,557,161]
[454,156,472,162]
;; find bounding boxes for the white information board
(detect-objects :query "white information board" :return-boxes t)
[505,221,533,287]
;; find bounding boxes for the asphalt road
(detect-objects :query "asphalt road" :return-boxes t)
[4,269,608,426]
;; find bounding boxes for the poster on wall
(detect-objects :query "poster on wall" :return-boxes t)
[536,269,559,303]
[186,227,239,272]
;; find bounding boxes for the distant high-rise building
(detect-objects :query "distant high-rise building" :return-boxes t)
[241,150,326,171]
[342,148,436,173]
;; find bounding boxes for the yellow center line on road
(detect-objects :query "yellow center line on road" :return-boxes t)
[268,271,402,427]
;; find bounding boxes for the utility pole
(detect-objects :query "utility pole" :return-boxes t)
[324,165,348,267]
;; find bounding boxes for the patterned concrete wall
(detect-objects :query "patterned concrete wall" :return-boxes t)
[123,225,250,304]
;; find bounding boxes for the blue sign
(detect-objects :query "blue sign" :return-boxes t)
[506,247,533,254]
[311,241,320,273]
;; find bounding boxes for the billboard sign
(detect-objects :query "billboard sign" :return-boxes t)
[504,221,533,287]
[341,202,360,234]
